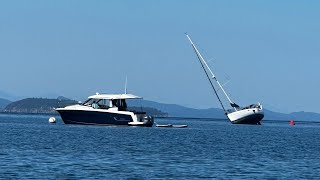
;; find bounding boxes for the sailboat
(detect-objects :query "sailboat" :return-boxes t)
[186,34,264,124]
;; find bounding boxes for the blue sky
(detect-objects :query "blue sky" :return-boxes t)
[0,1,319,113]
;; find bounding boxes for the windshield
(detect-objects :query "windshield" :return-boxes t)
[82,98,110,107]
[82,98,95,106]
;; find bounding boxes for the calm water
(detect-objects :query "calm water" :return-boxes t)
[1,114,320,179]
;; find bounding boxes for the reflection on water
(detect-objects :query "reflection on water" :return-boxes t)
[1,114,320,179]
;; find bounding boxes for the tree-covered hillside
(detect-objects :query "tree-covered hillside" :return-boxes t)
[4,98,77,113]
[2,98,168,116]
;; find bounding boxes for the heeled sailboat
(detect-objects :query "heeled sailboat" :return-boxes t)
[186,34,264,124]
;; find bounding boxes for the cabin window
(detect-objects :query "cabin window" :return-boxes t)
[97,99,109,109]
[111,99,127,111]
[119,99,127,111]
[97,99,108,106]
[83,98,95,106]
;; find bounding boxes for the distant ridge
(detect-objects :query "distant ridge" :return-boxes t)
[0,98,11,110]
[0,90,22,101]
[3,97,77,114]
[289,111,320,121]
[128,100,320,121]
[128,99,226,119]
[57,96,71,101]
[1,95,320,121]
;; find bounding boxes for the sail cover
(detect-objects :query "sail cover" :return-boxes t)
[230,103,240,108]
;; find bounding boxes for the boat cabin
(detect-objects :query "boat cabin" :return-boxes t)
[81,93,142,111]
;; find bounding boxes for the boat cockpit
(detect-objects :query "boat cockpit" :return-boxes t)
[82,98,128,111]
[227,103,263,113]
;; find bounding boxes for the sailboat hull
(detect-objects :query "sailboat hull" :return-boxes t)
[230,113,264,124]
[227,108,264,125]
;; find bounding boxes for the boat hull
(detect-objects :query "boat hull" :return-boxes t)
[230,113,264,124]
[227,108,264,125]
[57,109,135,126]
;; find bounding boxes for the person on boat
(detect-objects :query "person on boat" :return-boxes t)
[92,100,99,109]
[119,99,127,111]
[112,99,118,107]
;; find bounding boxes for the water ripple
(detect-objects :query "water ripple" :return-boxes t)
[0,115,320,179]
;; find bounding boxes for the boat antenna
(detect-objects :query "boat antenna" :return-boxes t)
[186,34,236,112]
[124,76,128,94]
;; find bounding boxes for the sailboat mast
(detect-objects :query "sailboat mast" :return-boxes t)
[186,34,236,111]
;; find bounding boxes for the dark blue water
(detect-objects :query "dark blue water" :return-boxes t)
[1,114,320,179]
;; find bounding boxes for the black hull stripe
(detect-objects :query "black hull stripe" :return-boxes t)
[57,110,133,126]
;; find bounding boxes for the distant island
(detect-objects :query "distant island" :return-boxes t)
[3,97,77,114]
[1,97,168,117]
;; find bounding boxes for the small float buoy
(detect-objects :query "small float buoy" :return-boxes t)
[289,119,295,126]
[49,117,56,123]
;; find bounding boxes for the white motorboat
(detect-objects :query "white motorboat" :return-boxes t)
[56,93,154,127]
[186,34,264,124]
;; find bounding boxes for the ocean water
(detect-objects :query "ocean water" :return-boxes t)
[1,114,320,179]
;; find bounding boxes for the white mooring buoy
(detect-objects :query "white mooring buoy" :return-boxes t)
[49,117,56,123]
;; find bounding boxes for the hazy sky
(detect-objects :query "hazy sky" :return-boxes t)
[0,1,319,113]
